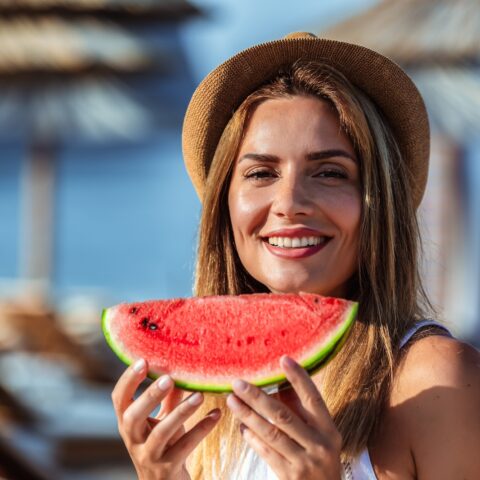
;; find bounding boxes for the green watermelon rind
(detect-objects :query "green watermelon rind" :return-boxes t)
[102,301,358,394]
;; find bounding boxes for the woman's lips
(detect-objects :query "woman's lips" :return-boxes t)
[263,238,330,259]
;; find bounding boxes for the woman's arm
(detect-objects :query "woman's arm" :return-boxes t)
[392,336,480,480]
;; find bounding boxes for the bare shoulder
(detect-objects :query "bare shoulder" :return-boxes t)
[394,333,479,393]
[391,334,480,479]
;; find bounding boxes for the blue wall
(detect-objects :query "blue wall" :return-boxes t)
[53,132,200,303]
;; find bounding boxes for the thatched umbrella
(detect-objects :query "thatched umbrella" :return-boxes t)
[324,0,480,63]
[0,0,199,20]
[323,0,480,140]
[0,0,200,288]
[321,0,480,340]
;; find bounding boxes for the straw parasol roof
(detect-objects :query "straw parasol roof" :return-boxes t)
[322,0,480,141]
[323,0,480,66]
[0,0,200,20]
[0,0,185,6]
[0,0,199,139]
[0,17,154,73]
[0,15,158,141]
[412,67,480,140]
[0,78,152,142]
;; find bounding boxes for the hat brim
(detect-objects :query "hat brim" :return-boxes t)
[182,36,429,207]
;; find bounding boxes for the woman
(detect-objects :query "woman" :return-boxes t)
[111,33,480,479]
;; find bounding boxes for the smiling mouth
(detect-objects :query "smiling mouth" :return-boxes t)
[262,236,331,249]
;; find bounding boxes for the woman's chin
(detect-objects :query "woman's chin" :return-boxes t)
[265,281,346,297]
[267,283,326,296]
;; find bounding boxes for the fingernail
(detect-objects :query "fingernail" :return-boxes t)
[133,358,146,373]
[232,379,248,392]
[281,355,296,370]
[188,392,203,405]
[208,408,221,420]
[227,394,241,412]
[157,375,172,390]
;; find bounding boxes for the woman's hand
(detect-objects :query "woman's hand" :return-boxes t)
[111,358,221,480]
[226,355,342,480]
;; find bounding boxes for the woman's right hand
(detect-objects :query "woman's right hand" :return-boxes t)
[111,358,221,480]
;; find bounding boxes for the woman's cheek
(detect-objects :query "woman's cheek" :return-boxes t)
[230,188,271,236]
[322,186,361,227]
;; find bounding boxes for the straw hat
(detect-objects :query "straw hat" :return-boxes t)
[182,32,429,207]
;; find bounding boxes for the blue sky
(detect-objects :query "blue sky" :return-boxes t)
[181,0,379,81]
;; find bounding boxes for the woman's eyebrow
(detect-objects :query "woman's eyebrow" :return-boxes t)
[238,149,356,163]
[238,153,277,163]
[306,149,356,162]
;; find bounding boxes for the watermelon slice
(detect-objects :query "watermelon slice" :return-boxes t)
[102,293,357,393]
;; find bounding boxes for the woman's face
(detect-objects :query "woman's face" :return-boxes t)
[228,95,361,297]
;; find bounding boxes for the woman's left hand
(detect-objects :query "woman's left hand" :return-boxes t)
[226,355,342,480]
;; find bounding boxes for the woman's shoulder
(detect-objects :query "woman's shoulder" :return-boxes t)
[393,332,479,397]
[385,333,480,478]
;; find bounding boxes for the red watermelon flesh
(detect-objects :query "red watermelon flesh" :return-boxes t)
[102,292,357,393]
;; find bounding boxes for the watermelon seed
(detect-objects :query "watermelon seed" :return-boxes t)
[130,306,139,314]
[226,337,231,344]
[281,330,286,337]
[149,323,158,331]
[264,338,271,346]
[314,298,319,304]
[141,318,149,328]
[237,340,242,347]
[246,336,255,345]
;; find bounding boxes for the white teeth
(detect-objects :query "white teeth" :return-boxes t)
[267,236,327,248]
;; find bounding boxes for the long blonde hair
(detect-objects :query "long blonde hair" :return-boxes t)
[186,60,431,478]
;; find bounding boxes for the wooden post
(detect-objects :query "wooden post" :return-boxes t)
[19,140,55,285]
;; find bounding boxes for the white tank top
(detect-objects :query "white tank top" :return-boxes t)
[229,320,452,480]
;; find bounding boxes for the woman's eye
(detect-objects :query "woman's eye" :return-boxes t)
[315,169,347,179]
[243,168,348,181]
[244,170,275,181]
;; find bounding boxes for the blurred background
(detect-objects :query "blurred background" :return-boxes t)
[0,0,479,478]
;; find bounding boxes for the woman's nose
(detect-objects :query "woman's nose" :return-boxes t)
[271,175,315,218]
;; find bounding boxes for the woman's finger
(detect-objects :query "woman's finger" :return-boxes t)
[230,379,319,450]
[155,387,186,445]
[111,358,149,418]
[227,391,305,458]
[162,408,222,464]
[156,386,185,419]
[144,391,206,457]
[147,418,185,448]
[122,375,174,443]
[274,385,311,424]
[281,356,337,435]
[240,424,289,476]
